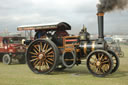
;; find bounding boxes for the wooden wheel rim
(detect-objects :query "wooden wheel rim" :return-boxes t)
[26,39,58,74]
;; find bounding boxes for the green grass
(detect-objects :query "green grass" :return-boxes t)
[0,45,128,85]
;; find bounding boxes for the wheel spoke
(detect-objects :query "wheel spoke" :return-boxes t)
[30,58,38,62]
[32,56,38,58]
[40,42,43,52]
[96,68,100,74]
[96,66,103,74]
[43,43,46,51]
[100,53,104,61]
[89,61,96,66]
[47,55,54,58]
[35,60,41,68]
[98,53,101,59]
[47,51,54,55]
[45,48,52,54]
[101,59,110,64]
[47,58,54,61]
[29,52,38,55]
[41,60,45,66]
[45,44,49,51]
[91,56,97,62]
[46,60,53,65]
[34,60,39,67]
[45,62,50,69]
[33,49,38,54]
[38,45,41,53]
[34,45,39,52]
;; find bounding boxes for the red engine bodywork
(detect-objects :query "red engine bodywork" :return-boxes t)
[0,36,25,55]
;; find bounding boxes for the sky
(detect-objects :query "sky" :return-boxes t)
[0,0,128,34]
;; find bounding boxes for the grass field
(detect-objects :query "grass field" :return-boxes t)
[0,45,128,85]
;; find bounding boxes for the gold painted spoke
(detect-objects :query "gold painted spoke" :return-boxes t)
[35,60,41,68]
[42,61,48,70]
[98,53,101,59]
[43,43,46,51]
[32,56,38,58]
[89,61,96,66]
[47,58,54,61]
[33,60,39,67]
[47,55,54,58]
[45,44,49,51]
[40,42,43,52]
[101,68,106,73]
[33,49,38,54]
[45,48,52,54]
[47,51,54,55]
[96,67,103,74]
[30,58,38,62]
[96,68,100,74]
[102,56,108,61]
[41,60,45,66]
[100,54,104,61]
[38,45,41,53]
[34,45,39,52]
[29,52,38,55]
[91,57,97,62]
[45,62,50,69]
[46,60,53,65]
[101,59,110,64]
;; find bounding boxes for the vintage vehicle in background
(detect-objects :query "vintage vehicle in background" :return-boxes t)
[105,37,124,57]
[0,36,26,64]
[17,12,120,77]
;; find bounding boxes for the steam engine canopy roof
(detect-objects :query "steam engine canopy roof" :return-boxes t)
[17,22,71,31]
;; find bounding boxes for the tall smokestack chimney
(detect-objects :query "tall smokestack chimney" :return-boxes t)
[97,12,104,40]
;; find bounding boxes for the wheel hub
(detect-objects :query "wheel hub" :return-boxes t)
[38,54,44,59]
[96,61,101,66]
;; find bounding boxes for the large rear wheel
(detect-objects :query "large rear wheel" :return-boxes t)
[86,50,113,77]
[26,39,59,74]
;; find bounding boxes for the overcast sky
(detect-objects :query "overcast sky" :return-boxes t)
[0,0,128,34]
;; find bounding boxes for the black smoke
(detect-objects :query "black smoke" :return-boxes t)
[97,0,128,13]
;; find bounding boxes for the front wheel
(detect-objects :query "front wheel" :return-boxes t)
[26,39,59,74]
[2,54,12,65]
[86,50,113,77]
[108,50,120,74]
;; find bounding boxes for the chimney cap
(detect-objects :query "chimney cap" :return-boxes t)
[97,12,104,16]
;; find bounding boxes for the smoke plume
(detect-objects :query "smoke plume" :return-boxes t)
[97,0,128,13]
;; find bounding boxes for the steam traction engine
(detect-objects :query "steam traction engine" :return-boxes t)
[17,13,119,77]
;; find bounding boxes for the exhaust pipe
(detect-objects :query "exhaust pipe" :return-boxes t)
[97,12,104,41]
